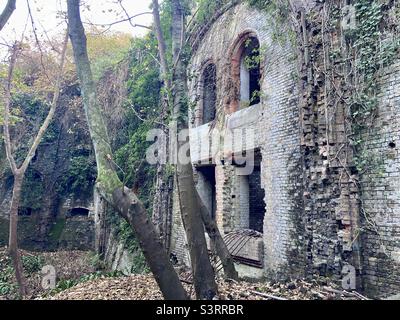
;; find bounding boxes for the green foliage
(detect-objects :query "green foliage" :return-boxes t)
[246,0,293,44]
[21,168,44,211]
[0,254,18,298]
[58,155,97,196]
[11,93,49,122]
[105,209,150,274]
[126,34,162,125]
[54,279,77,292]
[194,0,229,24]
[88,252,106,271]
[110,31,168,213]
[42,122,59,144]
[51,270,125,294]
[0,265,14,294]
[350,0,399,173]
[0,281,14,296]
[84,29,132,81]
[22,255,44,274]
[115,122,156,210]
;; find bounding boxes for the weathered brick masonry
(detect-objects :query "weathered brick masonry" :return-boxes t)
[360,61,400,297]
[169,2,400,298]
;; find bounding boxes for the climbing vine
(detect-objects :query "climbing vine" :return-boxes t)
[350,0,400,174]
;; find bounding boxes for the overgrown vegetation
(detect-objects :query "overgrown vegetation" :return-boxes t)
[350,0,400,174]
[246,0,294,43]
[105,207,150,274]
[0,263,16,297]
[58,155,97,196]
[22,255,44,274]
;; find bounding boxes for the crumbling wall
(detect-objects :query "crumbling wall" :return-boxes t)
[172,2,305,278]
[171,0,400,298]
[296,0,400,297]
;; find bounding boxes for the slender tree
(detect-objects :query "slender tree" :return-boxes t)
[152,0,170,90]
[170,0,218,299]
[2,30,69,298]
[66,0,188,300]
[0,0,16,31]
[152,0,238,285]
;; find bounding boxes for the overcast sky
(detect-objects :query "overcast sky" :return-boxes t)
[0,0,153,59]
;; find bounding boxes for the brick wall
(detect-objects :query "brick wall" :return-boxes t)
[169,1,400,298]
[360,61,400,297]
[171,2,305,279]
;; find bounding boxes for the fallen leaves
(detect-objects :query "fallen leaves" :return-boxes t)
[1,247,370,301]
[48,275,164,300]
[48,275,368,301]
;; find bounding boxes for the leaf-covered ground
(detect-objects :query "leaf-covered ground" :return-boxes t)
[48,275,368,301]
[0,246,96,300]
[0,247,369,300]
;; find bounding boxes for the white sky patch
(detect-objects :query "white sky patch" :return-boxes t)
[0,0,153,59]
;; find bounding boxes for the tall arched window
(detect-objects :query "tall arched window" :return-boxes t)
[240,37,261,107]
[202,63,217,124]
[230,33,262,112]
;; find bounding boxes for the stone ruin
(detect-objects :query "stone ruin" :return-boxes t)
[166,2,400,299]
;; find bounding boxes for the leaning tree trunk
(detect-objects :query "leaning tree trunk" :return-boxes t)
[8,174,26,297]
[198,194,238,280]
[171,0,218,300]
[67,0,187,300]
[151,0,237,281]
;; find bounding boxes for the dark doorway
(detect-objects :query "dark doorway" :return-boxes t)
[248,167,265,233]
[197,166,217,220]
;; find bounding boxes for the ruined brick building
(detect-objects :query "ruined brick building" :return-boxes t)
[167,1,400,299]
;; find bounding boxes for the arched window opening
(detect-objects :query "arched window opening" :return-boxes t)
[240,37,261,107]
[202,63,217,124]
[69,207,89,217]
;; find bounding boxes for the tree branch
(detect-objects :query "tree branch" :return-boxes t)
[152,0,171,89]
[21,28,69,171]
[3,43,19,174]
[0,0,16,31]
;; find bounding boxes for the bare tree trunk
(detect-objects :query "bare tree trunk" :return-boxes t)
[0,0,16,31]
[8,174,26,298]
[171,0,218,300]
[3,46,27,298]
[198,195,238,280]
[2,31,69,299]
[152,0,170,90]
[152,0,237,282]
[151,0,172,247]
[67,0,188,300]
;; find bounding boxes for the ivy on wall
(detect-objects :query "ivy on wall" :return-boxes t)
[350,0,399,174]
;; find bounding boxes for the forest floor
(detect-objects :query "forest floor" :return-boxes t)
[0,247,369,300]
